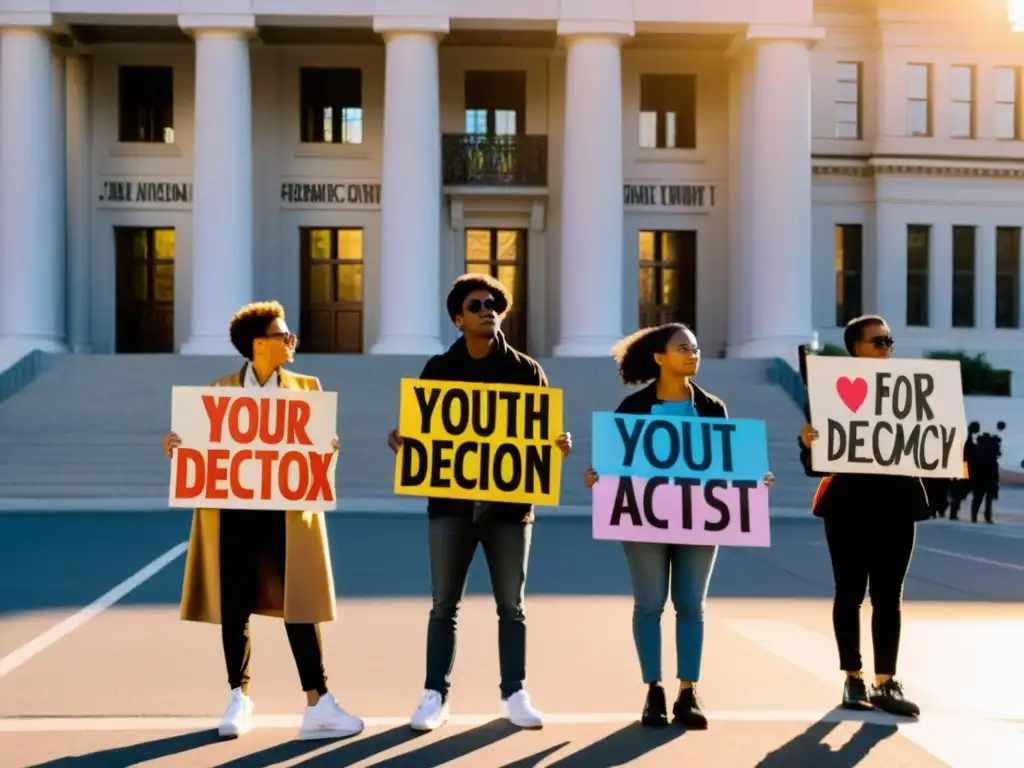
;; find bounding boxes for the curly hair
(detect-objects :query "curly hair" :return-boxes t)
[229,301,285,360]
[611,323,693,386]
[445,273,511,321]
[843,314,887,355]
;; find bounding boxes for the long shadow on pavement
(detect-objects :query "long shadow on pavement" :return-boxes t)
[26,730,222,767]
[755,717,899,767]
[545,722,687,766]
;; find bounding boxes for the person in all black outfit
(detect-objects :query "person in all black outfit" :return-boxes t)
[970,422,1002,523]
[799,315,926,718]
[387,274,572,733]
[948,421,980,520]
[584,323,773,730]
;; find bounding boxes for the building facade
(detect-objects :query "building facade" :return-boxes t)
[0,0,1022,369]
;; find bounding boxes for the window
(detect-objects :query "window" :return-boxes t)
[996,67,1020,140]
[639,75,697,149]
[907,64,931,136]
[952,226,976,327]
[996,227,1021,328]
[300,68,363,144]
[118,66,174,143]
[465,229,529,352]
[906,225,931,326]
[834,224,863,324]
[300,228,364,352]
[464,71,526,136]
[638,230,697,329]
[835,62,862,139]
[950,65,975,138]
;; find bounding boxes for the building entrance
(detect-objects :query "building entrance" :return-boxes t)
[638,230,697,330]
[115,227,175,353]
[299,228,364,353]
[465,228,528,352]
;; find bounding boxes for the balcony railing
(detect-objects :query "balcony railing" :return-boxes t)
[442,134,548,187]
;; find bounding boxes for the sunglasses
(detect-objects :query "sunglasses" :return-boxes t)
[466,297,497,314]
[870,335,895,349]
[267,332,297,346]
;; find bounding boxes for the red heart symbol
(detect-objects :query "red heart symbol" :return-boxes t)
[836,377,868,412]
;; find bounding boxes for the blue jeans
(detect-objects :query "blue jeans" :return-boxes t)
[424,515,532,699]
[622,541,718,684]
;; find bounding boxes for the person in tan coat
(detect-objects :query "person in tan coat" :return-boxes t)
[163,301,362,741]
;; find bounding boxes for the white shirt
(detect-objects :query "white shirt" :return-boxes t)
[243,362,279,389]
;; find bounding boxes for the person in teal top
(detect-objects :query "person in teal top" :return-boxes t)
[585,323,773,730]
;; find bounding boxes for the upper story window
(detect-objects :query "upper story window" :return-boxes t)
[639,74,696,150]
[995,67,1020,140]
[906,64,931,137]
[300,68,363,144]
[950,65,975,138]
[835,62,862,139]
[464,71,526,136]
[118,66,174,143]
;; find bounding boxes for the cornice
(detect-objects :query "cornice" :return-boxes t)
[812,156,1024,179]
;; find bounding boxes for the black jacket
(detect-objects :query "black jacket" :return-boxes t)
[798,438,931,522]
[614,380,727,419]
[418,331,548,524]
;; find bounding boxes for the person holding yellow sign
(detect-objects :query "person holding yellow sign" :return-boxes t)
[388,274,571,732]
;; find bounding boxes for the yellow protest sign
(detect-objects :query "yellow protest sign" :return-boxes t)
[393,378,564,505]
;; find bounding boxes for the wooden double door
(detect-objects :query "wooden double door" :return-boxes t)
[115,227,175,353]
[465,228,529,353]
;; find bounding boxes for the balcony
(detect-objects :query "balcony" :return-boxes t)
[442,134,548,188]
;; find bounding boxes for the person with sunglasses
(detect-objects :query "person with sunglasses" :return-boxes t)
[163,301,363,741]
[583,323,774,730]
[798,314,927,718]
[387,274,572,732]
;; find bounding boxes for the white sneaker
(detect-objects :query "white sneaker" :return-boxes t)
[501,690,543,728]
[410,689,450,732]
[218,688,254,738]
[299,692,365,740]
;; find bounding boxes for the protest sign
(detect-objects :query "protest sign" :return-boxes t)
[805,356,967,478]
[590,411,771,547]
[393,378,564,505]
[168,386,338,511]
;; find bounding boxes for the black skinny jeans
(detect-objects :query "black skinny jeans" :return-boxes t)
[824,513,916,676]
[219,510,328,695]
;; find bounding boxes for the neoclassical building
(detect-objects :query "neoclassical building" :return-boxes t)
[0,0,1022,371]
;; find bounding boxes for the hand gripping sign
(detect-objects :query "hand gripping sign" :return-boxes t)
[393,378,564,506]
[590,403,772,547]
[804,355,967,478]
[168,386,339,511]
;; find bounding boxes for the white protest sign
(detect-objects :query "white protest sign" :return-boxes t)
[805,356,967,478]
[168,386,339,511]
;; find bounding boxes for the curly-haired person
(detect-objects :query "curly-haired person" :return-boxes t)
[162,301,363,741]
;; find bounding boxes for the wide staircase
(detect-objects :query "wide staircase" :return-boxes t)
[0,355,818,511]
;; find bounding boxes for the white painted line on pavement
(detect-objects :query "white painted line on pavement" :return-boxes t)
[0,709,958,733]
[913,544,1024,572]
[727,618,1024,768]
[0,541,189,679]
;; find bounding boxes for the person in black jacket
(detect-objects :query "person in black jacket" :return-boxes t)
[387,274,571,733]
[584,323,774,730]
[799,315,926,718]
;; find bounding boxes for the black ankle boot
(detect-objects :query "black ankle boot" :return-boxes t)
[672,686,708,730]
[641,684,668,726]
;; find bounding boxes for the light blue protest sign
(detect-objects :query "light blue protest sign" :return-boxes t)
[591,412,770,481]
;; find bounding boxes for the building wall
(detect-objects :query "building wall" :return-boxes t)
[2,0,1023,367]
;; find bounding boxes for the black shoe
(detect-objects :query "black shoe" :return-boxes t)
[841,676,872,710]
[641,684,668,727]
[672,686,708,730]
[870,678,920,718]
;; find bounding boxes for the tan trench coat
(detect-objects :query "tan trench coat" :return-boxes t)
[178,366,338,625]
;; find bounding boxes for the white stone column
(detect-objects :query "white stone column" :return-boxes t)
[552,22,632,357]
[732,28,823,361]
[66,54,92,352]
[370,17,446,355]
[0,26,66,358]
[179,21,254,354]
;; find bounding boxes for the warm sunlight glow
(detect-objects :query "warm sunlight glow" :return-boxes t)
[1011,0,1024,31]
